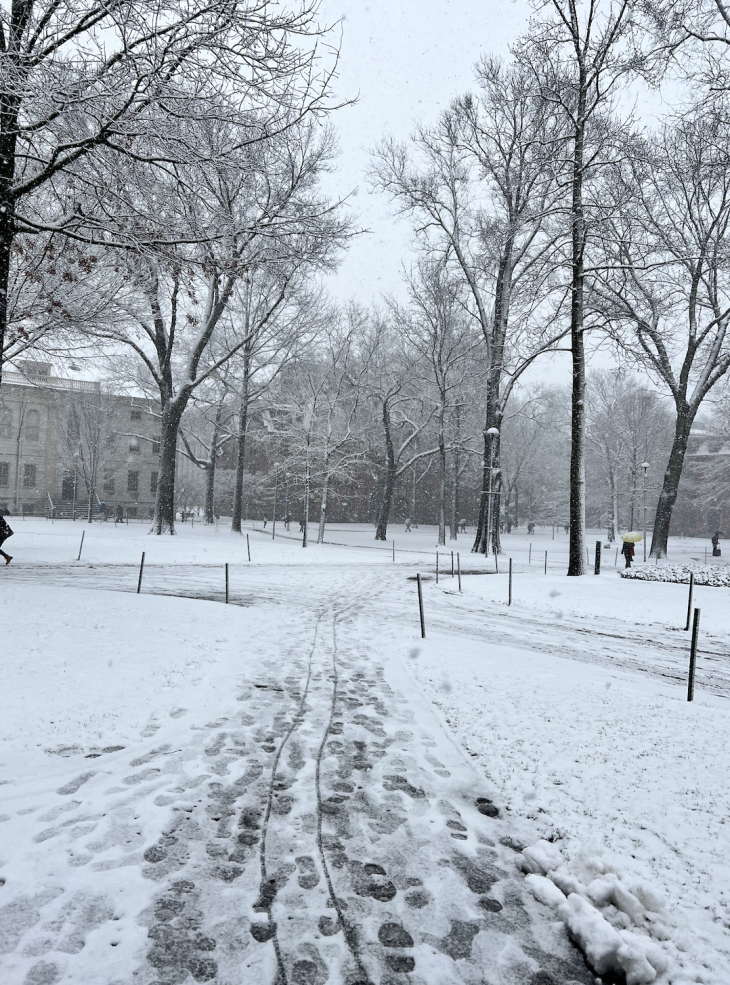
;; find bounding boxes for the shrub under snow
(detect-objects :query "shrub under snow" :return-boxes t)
[620,562,730,586]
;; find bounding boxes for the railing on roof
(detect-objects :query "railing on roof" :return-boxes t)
[1,370,100,392]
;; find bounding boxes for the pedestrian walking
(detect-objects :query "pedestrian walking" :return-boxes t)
[712,531,723,557]
[299,518,305,533]
[0,514,13,565]
[527,522,535,535]
[621,540,635,568]
[263,514,268,529]
[284,513,291,531]
[115,504,124,524]
[459,517,467,533]
[404,517,412,532]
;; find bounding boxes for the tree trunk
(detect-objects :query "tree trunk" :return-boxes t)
[152,401,184,534]
[650,406,695,558]
[204,404,223,524]
[231,354,250,533]
[450,437,459,542]
[0,105,17,388]
[317,471,329,544]
[437,395,446,546]
[607,468,616,541]
[302,440,311,548]
[504,486,512,533]
[375,400,396,541]
[567,102,587,577]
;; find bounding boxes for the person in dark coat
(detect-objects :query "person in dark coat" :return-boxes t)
[0,515,13,564]
[712,531,723,557]
[621,540,635,568]
[115,504,124,524]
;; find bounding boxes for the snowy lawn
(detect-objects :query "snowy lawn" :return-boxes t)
[1,520,728,984]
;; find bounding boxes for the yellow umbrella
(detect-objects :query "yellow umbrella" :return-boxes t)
[621,531,643,543]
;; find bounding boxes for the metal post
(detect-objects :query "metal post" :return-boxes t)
[457,553,461,592]
[416,573,426,638]
[684,572,694,632]
[486,443,494,557]
[451,551,454,577]
[436,553,439,584]
[72,467,77,520]
[137,552,145,594]
[615,548,618,567]
[643,472,647,562]
[594,540,601,575]
[247,534,251,562]
[688,607,700,701]
[77,530,85,561]
[529,542,532,564]
[544,550,547,574]
[508,557,512,606]
[225,563,229,604]
[392,540,395,562]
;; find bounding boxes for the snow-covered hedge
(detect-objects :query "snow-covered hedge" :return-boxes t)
[620,563,730,586]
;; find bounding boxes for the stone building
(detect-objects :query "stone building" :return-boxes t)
[0,362,162,518]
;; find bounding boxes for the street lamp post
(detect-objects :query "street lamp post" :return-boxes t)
[484,427,500,556]
[272,462,279,540]
[641,461,650,562]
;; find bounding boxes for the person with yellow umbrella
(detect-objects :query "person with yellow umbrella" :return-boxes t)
[621,531,643,568]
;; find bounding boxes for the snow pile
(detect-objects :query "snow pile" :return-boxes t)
[620,562,730,586]
[521,840,679,984]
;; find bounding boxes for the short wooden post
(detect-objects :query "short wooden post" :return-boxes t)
[77,530,85,562]
[529,542,532,564]
[225,563,229,604]
[436,552,439,584]
[247,534,251,562]
[594,540,601,575]
[544,550,547,574]
[137,552,145,594]
[457,553,461,592]
[451,551,454,577]
[392,540,395,562]
[416,573,426,638]
[688,607,700,701]
[684,572,694,631]
[508,557,512,606]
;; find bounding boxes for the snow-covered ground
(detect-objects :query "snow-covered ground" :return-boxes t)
[1,519,728,984]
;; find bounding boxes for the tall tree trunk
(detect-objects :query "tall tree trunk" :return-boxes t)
[231,352,250,533]
[0,100,17,388]
[204,403,223,524]
[375,400,396,541]
[504,486,512,533]
[437,395,446,546]
[302,439,311,548]
[568,99,587,576]
[450,425,460,542]
[491,434,502,555]
[650,406,695,558]
[607,468,616,541]
[152,400,185,534]
[317,470,329,544]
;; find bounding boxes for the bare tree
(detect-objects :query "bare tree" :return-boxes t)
[0,0,340,385]
[593,105,730,555]
[389,259,481,545]
[372,57,569,556]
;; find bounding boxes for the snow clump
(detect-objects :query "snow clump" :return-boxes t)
[620,562,730,586]
[520,840,677,984]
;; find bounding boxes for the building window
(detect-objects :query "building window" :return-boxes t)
[129,438,140,454]
[103,469,115,494]
[23,463,37,487]
[61,471,75,499]
[0,409,11,439]
[127,470,139,494]
[150,472,158,494]
[0,462,8,487]
[25,409,40,441]
[131,409,142,421]
[152,435,160,454]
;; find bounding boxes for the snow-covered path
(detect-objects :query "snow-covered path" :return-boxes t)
[1,565,592,985]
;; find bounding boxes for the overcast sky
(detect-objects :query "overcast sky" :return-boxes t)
[318,0,532,306]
